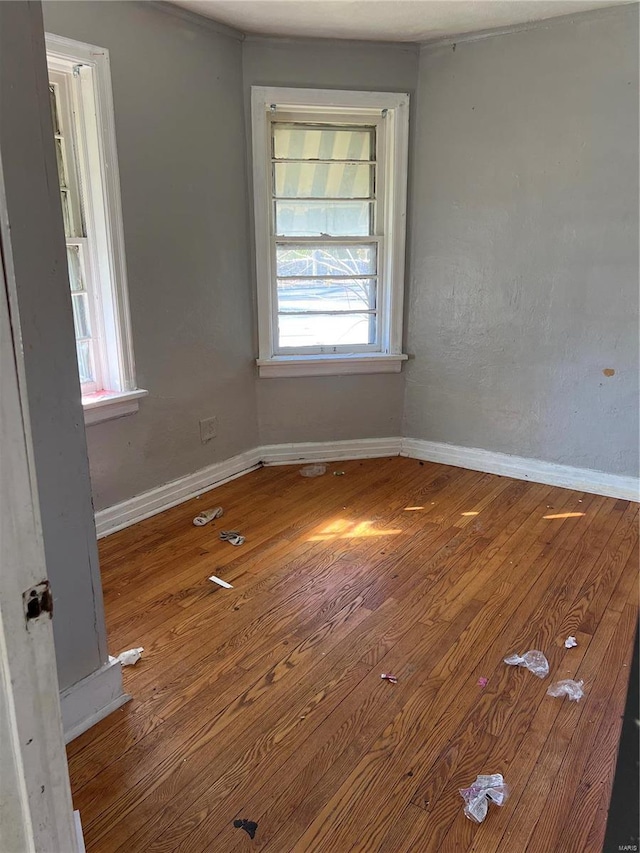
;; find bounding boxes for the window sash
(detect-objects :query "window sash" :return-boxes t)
[66,238,103,393]
[268,113,386,355]
[49,68,104,393]
[272,236,382,354]
[252,87,409,366]
[48,71,85,240]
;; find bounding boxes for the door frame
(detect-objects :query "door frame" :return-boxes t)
[0,70,80,853]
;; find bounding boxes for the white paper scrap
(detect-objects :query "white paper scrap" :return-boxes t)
[116,647,144,666]
[209,575,233,589]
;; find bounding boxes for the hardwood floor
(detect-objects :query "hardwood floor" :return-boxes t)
[67,458,638,852]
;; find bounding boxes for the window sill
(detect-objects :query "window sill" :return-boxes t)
[82,389,148,425]
[257,353,408,378]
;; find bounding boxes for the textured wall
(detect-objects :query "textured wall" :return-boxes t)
[404,5,639,476]
[243,36,418,444]
[43,1,259,510]
[41,2,640,508]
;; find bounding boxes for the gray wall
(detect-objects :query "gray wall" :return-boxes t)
[42,1,259,511]
[404,4,639,477]
[0,0,108,690]
[242,37,418,444]
[41,2,640,521]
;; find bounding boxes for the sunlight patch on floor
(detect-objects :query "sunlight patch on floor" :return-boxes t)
[543,512,586,520]
[309,519,403,541]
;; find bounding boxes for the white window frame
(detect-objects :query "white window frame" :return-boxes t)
[46,34,146,424]
[251,86,409,378]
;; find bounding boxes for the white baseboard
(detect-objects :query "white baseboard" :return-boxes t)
[259,436,402,465]
[73,811,86,853]
[401,438,640,502]
[95,447,261,538]
[95,440,400,538]
[60,658,130,744]
[94,436,639,539]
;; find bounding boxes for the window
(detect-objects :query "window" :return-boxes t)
[46,35,146,424]
[251,87,409,378]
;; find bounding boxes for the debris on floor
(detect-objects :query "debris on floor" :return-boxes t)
[333,470,346,476]
[504,649,549,678]
[233,819,258,839]
[547,679,585,701]
[477,676,488,688]
[219,531,245,546]
[209,575,233,589]
[113,647,144,667]
[564,636,578,648]
[459,773,509,823]
[300,463,327,478]
[381,673,398,684]
[193,506,223,526]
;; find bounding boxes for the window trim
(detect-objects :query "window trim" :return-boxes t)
[251,86,409,378]
[46,34,145,423]
[82,388,149,425]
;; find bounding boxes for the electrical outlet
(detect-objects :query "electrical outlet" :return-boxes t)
[199,416,218,444]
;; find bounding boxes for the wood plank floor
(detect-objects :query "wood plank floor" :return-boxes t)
[67,458,638,852]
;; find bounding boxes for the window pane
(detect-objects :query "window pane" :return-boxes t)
[273,126,374,161]
[49,85,61,135]
[278,279,376,314]
[276,244,377,278]
[76,340,94,384]
[48,73,85,239]
[278,313,376,348]
[55,138,67,189]
[60,189,72,238]
[274,201,372,237]
[274,163,374,199]
[72,293,91,340]
[66,245,84,291]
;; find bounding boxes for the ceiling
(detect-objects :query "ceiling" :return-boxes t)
[170,0,629,42]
